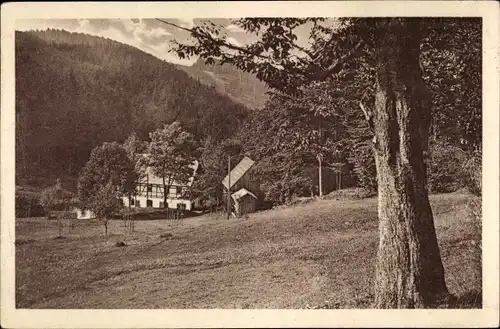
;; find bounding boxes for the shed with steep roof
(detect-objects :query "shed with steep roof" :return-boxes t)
[222,156,259,216]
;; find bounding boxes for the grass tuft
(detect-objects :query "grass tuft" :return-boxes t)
[159,233,174,239]
[15,238,36,245]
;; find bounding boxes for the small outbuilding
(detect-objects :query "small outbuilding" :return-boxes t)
[222,156,259,217]
[231,188,257,217]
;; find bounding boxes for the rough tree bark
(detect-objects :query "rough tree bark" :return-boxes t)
[371,18,449,308]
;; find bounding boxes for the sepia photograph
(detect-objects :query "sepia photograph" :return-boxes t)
[1,1,499,328]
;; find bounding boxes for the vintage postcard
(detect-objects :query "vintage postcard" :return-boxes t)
[1,1,499,328]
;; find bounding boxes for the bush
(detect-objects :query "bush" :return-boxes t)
[15,194,45,218]
[40,179,73,214]
[462,146,481,196]
[428,141,467,193]
[324,187,376,201]
[348,141,377,192]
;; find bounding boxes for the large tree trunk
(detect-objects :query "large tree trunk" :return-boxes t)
[372,18,449,308]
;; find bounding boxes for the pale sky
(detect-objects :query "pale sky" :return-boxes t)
[15,18,336,67]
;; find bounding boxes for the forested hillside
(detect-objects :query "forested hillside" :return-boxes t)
[15,29,249,186]
[180,58,269,109]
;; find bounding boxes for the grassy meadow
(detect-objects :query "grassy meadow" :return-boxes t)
[15,192,481,309]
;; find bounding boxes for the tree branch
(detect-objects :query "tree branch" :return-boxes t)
[359,101,371,121]
[312,40,365,81]
[310,33,337,60]
[156,18,271,61]
[359,88,374,133]
[156,18,193,33]
[158,18,366,88]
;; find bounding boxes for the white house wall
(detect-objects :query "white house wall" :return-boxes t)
[122,196,194,210]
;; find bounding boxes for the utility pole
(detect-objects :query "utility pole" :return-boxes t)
[338,165,342,190]
[318,118,323,197]
[227,155,231,220]
[318,153,323,197]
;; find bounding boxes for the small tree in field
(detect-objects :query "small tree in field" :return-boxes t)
[147,122,199,208]
[78,142,137,233]
[90,182,121,235]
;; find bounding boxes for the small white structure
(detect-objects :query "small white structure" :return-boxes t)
[122,160,200,211]
[72,207,95,219]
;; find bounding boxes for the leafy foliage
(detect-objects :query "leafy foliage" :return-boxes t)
[422,18,482,147]
[169,17,370,95]
[348,141,377,191]
[462,146,482,196]
[39,179,73,214]
[122,132,148,181]
[147,122,199,206]
[428,141,467,193]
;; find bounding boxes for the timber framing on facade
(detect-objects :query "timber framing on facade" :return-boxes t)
[123,160,200,210]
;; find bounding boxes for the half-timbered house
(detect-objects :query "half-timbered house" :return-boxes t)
[122,160,200,210]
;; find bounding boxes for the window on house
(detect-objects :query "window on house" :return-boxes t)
[147,199,153,207]
[130,199,135,206]
[136,200,141,208]
[176,186,183,197]
[147,184,152,192]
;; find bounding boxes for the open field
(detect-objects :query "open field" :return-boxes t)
[15,192,481,309]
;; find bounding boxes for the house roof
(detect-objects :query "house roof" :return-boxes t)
[231,188,257,201]
[139,159,199,187]
[222,156,255,190]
